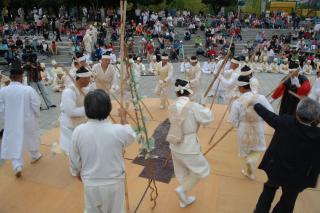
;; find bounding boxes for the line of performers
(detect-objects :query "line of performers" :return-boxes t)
[1,51,319,213]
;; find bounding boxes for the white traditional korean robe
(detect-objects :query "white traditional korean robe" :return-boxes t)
[309,76,320,103]
[0,82,41,166]
[59,84,90,154]
[180,62,191,73]
[135,62,146,75]
[148,61,158,74]
[201,61,213,74]
[303,64,313,75]
[279,63,289,74]
[83,34,93,54]
[154,62,173,108]
[269,62,279,73]
[70,120,136,213]
[230,91,274,157]
[219,68,240,104]
[93,63,119,93]
[250,76,260,94]
[186,63,202,102]
[169,97,213,182]
[52,76,65,92]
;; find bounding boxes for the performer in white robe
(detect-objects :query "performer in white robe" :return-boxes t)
[154,53,173,109]
[239,65,260,94]
[186,56,202,102]
[70,90,136,213]
[135,57,146,75]
[180,57,191,73]
[0,66,42,177]
[52,68,65,92]
[230,75,274,180]
[201,58,213,74]
[59,67,92,155]
[83,33,93,55]
[92,55,119,94]
[303,60,313,75]
[168,79,213,208]
[309,70,320,103]
[219,57,241,104]
[279,58,289,74]
[148,55,158,74]
[268,58,279,73]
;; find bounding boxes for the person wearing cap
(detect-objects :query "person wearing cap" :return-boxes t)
[39,63,52,86]
[252,98,320,213]
[135,57,146,75]
[201,58,214,74]
[269,58,279,73]
[186,56,202,102]
[148,55,158,74]
[272,62,311,115]
[169,79,213,208]
[59,67,92,155]
[180,57,191,73]
[155,53,173,109]
[69,89,136,213]
[279,58,289,74]
[308,69,320,103]
[0,61,42,178]
[240,65,260,94]
[92,54,119,94]
[302,60,313,75]
[261,48,269,73]
[230,75,273,180]
[218,56,241,104]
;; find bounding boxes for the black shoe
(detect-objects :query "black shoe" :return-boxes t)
[50,105,56,108]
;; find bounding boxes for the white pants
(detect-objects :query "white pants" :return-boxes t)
[11,150,41,171]
[171,151,210,183]
[84,181,125,213]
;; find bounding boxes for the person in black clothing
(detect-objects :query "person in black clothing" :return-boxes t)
[272,62,311,116]
[251,98,320,213]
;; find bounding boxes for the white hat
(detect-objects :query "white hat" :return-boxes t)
[54,69,64,75]
[137,57,142,61]
[40,63,45,68]
[284,58,288,62]
[76,67,92,78]
[152,55,157,60]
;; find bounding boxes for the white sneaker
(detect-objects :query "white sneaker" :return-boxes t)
[179,196,196,208]
[14,166,22,178]
[241,169,255,180]
[175,186,188,204]
[31,153,42,164]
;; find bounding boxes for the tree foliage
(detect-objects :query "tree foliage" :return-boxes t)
[202,0,237,14]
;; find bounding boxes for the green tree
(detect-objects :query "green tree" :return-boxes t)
[202,0,237,14]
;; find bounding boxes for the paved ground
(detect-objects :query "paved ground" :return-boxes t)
[38,62,286,133]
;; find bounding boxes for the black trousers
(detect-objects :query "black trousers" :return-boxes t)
[255,179,303,213]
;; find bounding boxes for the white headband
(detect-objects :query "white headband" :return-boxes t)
[76,71,92,78]
[240,70,253,76]
[174,83,194,95]
[190,59,198,63]
[289,68,299,72]
[236,80,250,87]
[161,56,169,60]
[231,59,239,64]
[102,55,112,60]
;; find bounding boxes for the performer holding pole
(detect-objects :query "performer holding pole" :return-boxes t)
[229,74,273,180]
[271,62,311,115]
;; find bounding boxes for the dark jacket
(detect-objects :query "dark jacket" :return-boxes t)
[254,103,320,189]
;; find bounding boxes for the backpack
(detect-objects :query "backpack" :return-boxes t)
[166,102,193,145]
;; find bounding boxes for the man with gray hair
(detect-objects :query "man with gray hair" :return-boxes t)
[250,98,320,213]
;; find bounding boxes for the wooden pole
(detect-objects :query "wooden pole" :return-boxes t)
[202,37,234,98]
[266,74,291,98]
[204,127,234,156]
[208,100,232,144]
